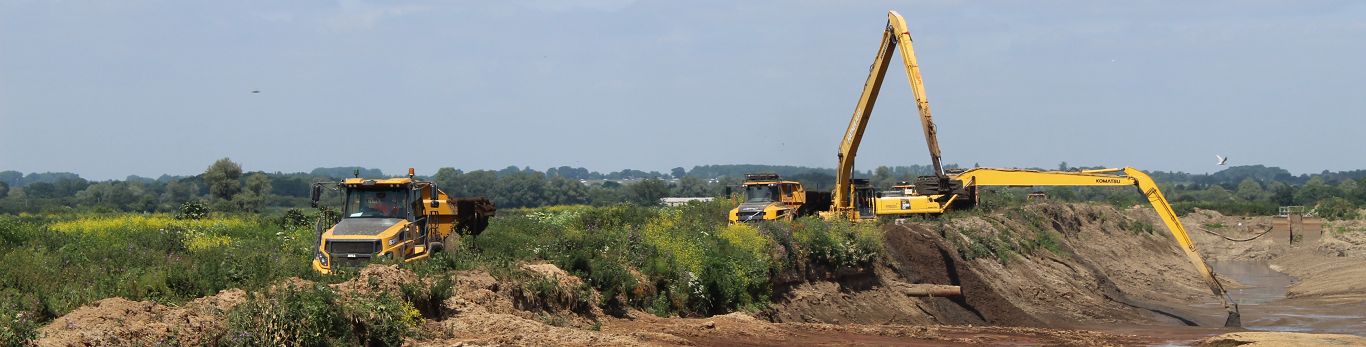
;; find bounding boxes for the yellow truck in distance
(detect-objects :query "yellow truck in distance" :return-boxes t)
[728,173,831,223]
[310,169,494,274]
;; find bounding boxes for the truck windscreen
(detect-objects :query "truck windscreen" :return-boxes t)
[346,188,407,218]
[745,184,779,203]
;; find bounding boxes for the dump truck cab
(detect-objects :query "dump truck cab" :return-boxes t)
[311,170,494,274]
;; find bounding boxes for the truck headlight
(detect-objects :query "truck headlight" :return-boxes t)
[316,250,328,266]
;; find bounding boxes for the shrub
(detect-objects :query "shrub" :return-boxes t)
[791,217,884,267]
[1317,197,1359,220]
[279,209,312,230]
[226,284,349,346]
[0,294,39,347]
[177,201,210,220]
[226,284,418,346]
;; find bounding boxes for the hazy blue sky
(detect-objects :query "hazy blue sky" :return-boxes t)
[2,1,1363,180]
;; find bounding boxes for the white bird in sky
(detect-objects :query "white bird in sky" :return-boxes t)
[1216,155,1229,165]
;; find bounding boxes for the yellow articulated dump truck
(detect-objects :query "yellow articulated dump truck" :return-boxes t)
[728,173,832,223]
[310,168,494,274]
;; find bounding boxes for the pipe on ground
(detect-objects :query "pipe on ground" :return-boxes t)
[898,284,962,297]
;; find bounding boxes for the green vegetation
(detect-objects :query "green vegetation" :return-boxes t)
[941,205,1119,264]
[225,283,420,346]
[0,212,334,345]
[418,201,884,317]
[0,199,889,345]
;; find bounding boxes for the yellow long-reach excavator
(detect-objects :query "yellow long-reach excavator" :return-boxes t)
[822,10,1240,327]
[823,10,966,222]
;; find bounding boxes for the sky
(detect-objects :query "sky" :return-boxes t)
[2,0,1364,180]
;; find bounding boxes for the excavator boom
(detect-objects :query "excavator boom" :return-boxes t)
[891,12,945,178]
[955,167,1240,327]
[831,11,946,219]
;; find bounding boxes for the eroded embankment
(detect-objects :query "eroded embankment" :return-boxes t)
[761,203,1226,329]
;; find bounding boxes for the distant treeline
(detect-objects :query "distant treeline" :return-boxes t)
[2,161,1364,218]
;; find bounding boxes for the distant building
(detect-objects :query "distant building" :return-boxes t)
[659,197,715,206]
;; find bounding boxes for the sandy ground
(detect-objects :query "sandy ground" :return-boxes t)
[35,204,1366,346]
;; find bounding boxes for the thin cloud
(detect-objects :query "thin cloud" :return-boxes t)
[319,0,428,31]
[520,0,636,12]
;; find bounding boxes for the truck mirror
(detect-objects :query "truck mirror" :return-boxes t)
[310,185,322,208]
[429,185,439,208]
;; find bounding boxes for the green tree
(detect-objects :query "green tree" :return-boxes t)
[1316,197,1357,220]
[23,182,57,199]
[1339,179,1360,203]
[588,185,626,206]
[629,178,670,206]
[1203,185,1233,202]
[872,166,894,188]
[496,171,547,208]
[671,167,687,179]
[1235,178,1264,201]
[0,181,7,199]
[673,176,712,197]
[545,176,590,205]
[204,158,243,201]
[52,177,90,197]
[232,173,273,212]
[431,168,464,195]
[1268,181,1295,205]
[160,179,199,210]
[1357,177,1366,204]
[1295,176,1334,205]
[244,173,272,196]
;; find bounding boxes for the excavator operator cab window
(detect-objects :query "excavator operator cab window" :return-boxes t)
[744,184,781,203]
[346,188,408,219]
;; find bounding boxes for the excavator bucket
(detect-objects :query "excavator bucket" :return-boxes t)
[1223,303,1245,327]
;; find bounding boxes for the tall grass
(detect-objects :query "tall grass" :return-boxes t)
[0,213,323,335]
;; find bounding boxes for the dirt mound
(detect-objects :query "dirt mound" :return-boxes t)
[38,288,246,346]
[1317,220,1366,258]
[413,265,647,346]
[416,311,648,346]
[1183,209,1288,262]
[331,264,419,295]
[1196,331,1366,346]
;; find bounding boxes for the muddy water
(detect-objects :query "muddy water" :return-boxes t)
[1210,261,1366,336]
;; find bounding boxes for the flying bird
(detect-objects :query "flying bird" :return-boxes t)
[251,90,260,94]
[1216,155,1228,166]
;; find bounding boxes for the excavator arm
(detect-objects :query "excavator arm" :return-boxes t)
[956,167,1241,327]
[831,10,945,219]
